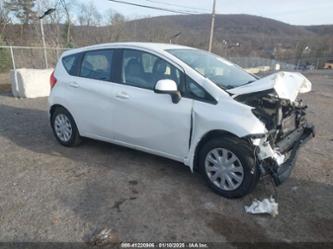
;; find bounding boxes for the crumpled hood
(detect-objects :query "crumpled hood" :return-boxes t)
[228,71,312,102]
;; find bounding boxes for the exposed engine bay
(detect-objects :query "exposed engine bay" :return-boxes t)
[235,90,308,149]
[233,85,315,186]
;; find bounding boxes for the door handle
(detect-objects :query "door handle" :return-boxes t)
[115,92,129,100]
[69,81,79,88]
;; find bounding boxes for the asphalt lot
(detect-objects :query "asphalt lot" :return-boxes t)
[0,70,332,245]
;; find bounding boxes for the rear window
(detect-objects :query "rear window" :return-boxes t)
[80,50,113,81]
[62,54,79,76]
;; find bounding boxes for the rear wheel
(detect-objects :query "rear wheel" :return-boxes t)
[51,107,81,147]
[198,136,260,198]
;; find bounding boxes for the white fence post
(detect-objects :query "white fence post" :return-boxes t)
[9,46,19,93]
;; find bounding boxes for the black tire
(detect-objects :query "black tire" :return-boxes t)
[198,136,260,198]
[51,107,81,147]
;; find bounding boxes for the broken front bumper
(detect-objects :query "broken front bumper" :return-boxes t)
[271,125,315,185]
[253,124,315,186]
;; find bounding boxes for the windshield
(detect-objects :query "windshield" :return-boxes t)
[166,49,257,90]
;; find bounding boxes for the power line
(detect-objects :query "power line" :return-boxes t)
[143,0,210,12]
[107,0,204,15]
[108,0,200,14]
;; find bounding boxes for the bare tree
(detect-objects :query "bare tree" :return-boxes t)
[111,12,125,26]
[57,0,76,47]
[4,0,38,39]
[103,8,113,26]
[105,11,126,42]
[0,1,11,35]
[78,1,102,27]
[4,0,37,24]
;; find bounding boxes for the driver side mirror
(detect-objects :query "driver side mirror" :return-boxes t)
[154,79,181,104]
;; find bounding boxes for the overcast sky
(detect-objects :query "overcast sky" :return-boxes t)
[84,0,333,25]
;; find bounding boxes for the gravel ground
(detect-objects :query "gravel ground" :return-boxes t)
[0,70,332,245]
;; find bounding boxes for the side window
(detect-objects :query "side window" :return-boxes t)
[141,53,158,73]
[62,54,79,76]
[122,49,182,90]
[80,50,113,81]
[186,76,215,103]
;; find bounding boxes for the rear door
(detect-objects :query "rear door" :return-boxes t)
[64,49,117,138]
[111,49,193,161]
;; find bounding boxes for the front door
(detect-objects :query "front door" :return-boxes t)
[111,49,192,161]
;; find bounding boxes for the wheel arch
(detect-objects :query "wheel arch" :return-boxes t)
[192,129,252,172]
[50,104,63,118]
[49,104,78,128]
[50,104,71,119]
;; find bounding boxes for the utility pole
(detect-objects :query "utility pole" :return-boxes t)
[39,8,56,69]
[40,18,49,68]
[208,0,216,52]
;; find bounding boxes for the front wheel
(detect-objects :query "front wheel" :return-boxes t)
[198,136,260,198]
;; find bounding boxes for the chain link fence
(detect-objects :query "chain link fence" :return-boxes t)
[0,46,68,87]
[228,57,295,70]
[0,45,332,87]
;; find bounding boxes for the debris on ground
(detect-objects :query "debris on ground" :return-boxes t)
[86,228,120,246]
[245,196,279,217]
[291,186,299,191]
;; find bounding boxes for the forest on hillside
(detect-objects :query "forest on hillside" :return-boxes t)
[1,0,332,66]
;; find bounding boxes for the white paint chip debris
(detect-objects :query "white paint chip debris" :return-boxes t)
[245,196,279,217]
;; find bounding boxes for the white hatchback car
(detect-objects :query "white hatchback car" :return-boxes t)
[49,42,314,198]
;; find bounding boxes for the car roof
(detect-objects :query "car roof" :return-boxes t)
[62,42,195,57]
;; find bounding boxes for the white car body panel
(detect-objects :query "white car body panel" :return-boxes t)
[184,98,267,168]
[110,83,192,161]
[49,42,312,171]
[228,71,312,102]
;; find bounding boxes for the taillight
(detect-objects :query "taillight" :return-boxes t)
[50,71,57,89]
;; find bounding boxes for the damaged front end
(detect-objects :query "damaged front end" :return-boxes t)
[231,72,315,185]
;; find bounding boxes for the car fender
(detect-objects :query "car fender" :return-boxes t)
[185,98,267,170]
[48,90,82,132]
